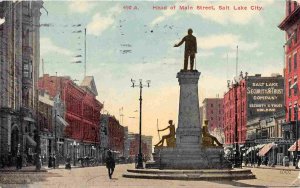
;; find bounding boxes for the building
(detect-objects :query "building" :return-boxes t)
[224,73,284,146]
[202,98,224,131]
[245,110,291,165]
[123,126,129,160]
[38,92,68,164]
[38,74,103,159]
[199,106,203,128]
[128,133,149,162]
[278,0,300,163]
[0,1,43,164]
[107,115,125,156]
[142,135,153,161]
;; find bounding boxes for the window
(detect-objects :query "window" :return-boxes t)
[295,29,298,44]
[289,107,292,122]
[211,110,213,114]
[289,57,292,72]
[294,77,298,95]
[289,81,292,97]
[211,117,213,120]
[294,53,297,69]
[211,104,213,107]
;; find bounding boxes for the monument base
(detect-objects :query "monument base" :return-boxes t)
[148,146,231,169]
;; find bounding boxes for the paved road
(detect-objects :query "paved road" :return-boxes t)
[0,164,299,188]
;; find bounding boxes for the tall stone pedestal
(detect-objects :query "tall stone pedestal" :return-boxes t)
[176,71,201,148]
[149,70,231,169]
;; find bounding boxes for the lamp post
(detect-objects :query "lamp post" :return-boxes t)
[71,141,79,166]
[131,79,150,169]
[234,81,240,168]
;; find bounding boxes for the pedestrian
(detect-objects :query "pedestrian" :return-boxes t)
[105,150,115,179]
[48,154,53,168]
[16,152,22,170]
[65,154,71,170]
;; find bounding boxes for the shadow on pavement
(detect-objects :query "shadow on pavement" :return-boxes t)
[212,180,266,187]
[0,171,62,185]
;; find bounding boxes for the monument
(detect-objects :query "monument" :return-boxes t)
[123,28,254,180]
[147,28,230,169]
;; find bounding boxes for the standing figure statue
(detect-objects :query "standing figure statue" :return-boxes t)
[154,120,176,147]
[174,28,197,71]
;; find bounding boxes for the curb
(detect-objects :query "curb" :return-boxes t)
[243,166,300,171]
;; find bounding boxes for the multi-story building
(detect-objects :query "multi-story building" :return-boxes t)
[246,110,291,165]
[0,1,43,163]
[142,135,153,160]
[107,115,124,156]
[123,126,129,160]
[38,92,68,163]
[279,0,300,157]
[128,133,149,162]
[202,98,224,132]
[38,74,103,159]
[224,73,284,146]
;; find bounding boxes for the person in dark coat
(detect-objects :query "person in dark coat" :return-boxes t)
[105,150,115,179]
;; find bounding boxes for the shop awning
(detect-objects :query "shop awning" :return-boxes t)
[288,139,300,152]
[56,116,69,126]
[26,135,37,147]
[258,143,275,156]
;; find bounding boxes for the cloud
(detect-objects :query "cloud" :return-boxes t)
[87,5,122,36]
[198,34,259,51]
[87,13,114,36]
[68,1,96,14]
[40,37,72,56]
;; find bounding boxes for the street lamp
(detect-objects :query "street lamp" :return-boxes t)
[131,79,151,169]
[71,141,79,166]
[233,78,241,168]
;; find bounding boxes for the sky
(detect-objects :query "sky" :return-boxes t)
[40,0,286,145]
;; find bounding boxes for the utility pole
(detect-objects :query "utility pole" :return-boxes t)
[131,79,151,169]
[84,28,87,77]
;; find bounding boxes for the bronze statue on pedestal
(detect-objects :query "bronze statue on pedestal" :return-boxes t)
[202,120,223,147]
[174,28,197,71]
[154,120,176,148]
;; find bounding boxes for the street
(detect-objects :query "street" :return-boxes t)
[0,164,299,188]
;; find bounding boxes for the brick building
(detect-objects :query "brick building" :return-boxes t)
[128,133,149,161]
[107,115,125,156]
[224,73,284,146]
[279,0,300,157]
[38,74,103,158]
[202,98,224,132]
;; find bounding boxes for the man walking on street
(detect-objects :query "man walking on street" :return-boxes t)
[106,150,115,179]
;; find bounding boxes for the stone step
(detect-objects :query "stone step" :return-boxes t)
[128,169,253,175]
[123,171,256,181]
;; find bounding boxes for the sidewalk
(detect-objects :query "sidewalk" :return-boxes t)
[243,165,300,171]
[0,166,47,173]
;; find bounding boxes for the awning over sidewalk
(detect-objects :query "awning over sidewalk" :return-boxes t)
[244,144,265,156]
[56,116,69,126]
[288,139,300,152]
[26,135,37,147]
[258,143,275,156]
